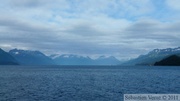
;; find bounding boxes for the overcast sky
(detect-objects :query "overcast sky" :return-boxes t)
[0,0,180,60]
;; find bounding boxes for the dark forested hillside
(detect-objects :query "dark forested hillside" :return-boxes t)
[154,55,180,66]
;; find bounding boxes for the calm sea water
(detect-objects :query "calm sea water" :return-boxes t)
[0,66,180,101]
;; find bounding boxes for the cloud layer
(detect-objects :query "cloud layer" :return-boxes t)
[0,0,180,60]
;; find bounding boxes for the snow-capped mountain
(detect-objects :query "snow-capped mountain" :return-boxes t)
[123,47,180,66]
[0,48,121,65]
[9,49,54,65]
[0,48,19,65]
[149,47,180,55]
[50,54,121,65]
[50,54,93,65]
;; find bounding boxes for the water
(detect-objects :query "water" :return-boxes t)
[0,66,180,101]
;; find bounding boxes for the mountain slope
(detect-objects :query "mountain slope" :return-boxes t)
[9,49,54,65]
[154,55,180,66]
[94,56,121,65]
[0,48,19,65]
[50,54,121,65]
[123,47,180,66]
[51,54,93,65]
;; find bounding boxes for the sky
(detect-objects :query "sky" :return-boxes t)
[0,0,180,60]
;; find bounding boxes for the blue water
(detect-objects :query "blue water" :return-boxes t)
[0,66,180,101]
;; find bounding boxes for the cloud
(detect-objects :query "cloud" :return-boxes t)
[8,0,69,9]
[123,19,180,50]
[2,0,154,20]
[166,0,180,10]
[0,0,180,60]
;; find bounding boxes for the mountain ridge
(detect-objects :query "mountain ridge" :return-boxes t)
[50,54,121,65]
[9,49,55,65]
[122,47,180,66]
[1,47,180,66]
[0,48,19,65]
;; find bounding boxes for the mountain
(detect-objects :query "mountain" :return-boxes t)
[154,55,180,66]
[94,56,121,65]
[123,47,180,66]
[50,54,121,65]
[0,48,19,65]
[9,49,54,65]
[50,54,93,65]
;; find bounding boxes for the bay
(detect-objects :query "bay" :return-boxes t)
[0,66,180,101]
